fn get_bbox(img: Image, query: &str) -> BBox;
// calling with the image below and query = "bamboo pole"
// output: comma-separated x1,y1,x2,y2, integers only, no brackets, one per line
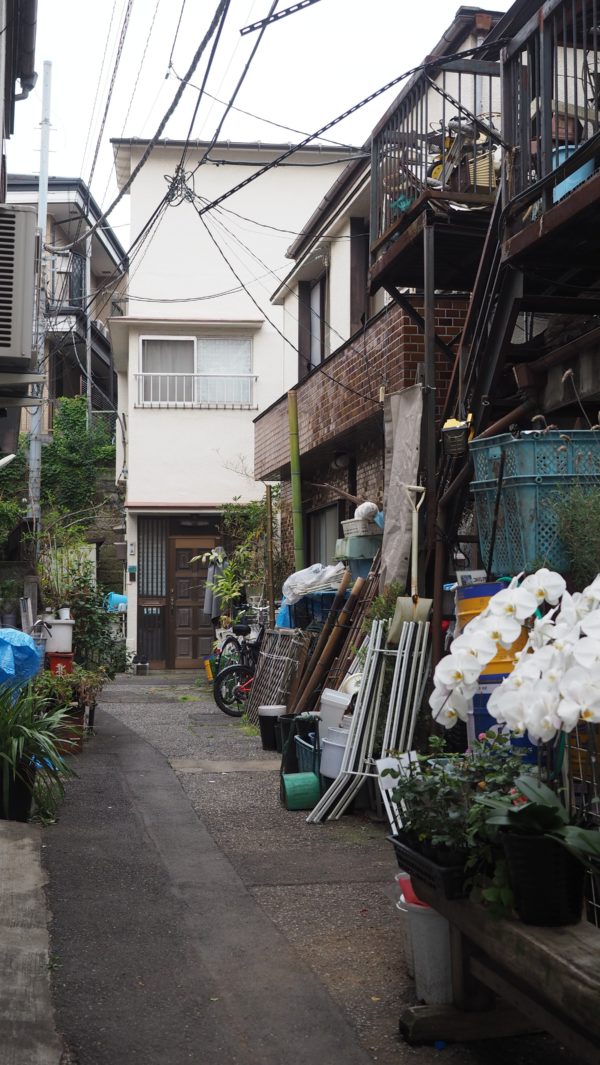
293,577,365,715
265,484,275,628
291,569,351,706
287,391,305,571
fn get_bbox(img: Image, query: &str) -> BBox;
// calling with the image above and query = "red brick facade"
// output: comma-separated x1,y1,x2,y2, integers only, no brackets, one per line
255,298,467,480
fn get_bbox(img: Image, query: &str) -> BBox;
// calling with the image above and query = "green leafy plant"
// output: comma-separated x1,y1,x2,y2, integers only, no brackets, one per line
554,483,600,588
477,774,600,863
67,568,127,677
41,397,115,513
361,581,402,635
388,733,526,872
0,682,76,819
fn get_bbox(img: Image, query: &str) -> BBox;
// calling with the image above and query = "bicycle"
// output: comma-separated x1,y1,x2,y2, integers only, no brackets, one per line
213,623,264,717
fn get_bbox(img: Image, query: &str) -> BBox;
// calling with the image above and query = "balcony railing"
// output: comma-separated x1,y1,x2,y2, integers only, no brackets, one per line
503,0,600,216
371,59,501,252
134,373,257,408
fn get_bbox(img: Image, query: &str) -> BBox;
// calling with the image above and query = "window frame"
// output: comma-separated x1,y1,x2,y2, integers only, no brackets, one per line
136,334,256,409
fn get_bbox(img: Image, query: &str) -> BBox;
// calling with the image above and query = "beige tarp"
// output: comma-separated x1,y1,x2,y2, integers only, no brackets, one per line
380,384,423,591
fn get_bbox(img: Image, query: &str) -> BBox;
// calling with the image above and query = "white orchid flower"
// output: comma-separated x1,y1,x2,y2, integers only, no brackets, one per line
450,629,497,665
580,610,600,638
571,636,600,670
488,586,538,623
478,612,522,649
487,686,529,732
556,697,582,732
429,684,469,724
583,574,600,602
559,666,600,724
522,568,566,606
433,651,482,691
525,712,558,745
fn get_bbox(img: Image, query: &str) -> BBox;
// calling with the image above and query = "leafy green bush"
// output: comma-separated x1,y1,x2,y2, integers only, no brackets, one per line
554,483,600,589
41,397,115,513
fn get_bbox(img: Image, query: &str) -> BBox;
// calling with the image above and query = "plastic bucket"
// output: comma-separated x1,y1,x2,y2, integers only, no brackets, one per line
455,583,526,674
318,688,352,730
258,706,286,751
320,736,347,779
406,902,452,1005
44,619,74,655
282,772,321,811
47,652,74,676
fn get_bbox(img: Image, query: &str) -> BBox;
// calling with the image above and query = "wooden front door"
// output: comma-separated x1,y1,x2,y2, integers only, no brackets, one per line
167,537,216,669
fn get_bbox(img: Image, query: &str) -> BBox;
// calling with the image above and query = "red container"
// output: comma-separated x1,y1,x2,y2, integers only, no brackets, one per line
47,652,74,676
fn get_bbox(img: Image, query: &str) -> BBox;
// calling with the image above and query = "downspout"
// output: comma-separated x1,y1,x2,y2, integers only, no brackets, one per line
432,397,537,666
287,391,305,571
13,0,38,101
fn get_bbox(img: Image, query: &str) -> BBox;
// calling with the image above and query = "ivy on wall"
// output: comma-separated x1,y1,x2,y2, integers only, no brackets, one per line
41,397,115,512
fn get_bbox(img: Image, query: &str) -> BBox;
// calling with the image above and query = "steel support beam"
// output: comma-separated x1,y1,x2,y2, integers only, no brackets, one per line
383,285,455,363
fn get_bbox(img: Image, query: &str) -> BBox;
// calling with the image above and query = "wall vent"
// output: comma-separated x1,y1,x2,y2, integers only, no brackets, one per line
0,205,37,364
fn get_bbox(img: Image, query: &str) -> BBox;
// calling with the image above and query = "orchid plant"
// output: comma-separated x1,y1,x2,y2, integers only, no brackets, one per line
429,567,600,745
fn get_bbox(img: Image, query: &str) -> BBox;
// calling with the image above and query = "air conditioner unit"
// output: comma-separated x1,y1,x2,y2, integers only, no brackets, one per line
0,204,37,366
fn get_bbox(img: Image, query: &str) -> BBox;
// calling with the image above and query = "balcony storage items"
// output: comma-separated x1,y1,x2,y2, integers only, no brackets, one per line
469,431,600,574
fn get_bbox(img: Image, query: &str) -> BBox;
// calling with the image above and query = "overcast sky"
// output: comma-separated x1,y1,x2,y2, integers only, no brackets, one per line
7,0,512,243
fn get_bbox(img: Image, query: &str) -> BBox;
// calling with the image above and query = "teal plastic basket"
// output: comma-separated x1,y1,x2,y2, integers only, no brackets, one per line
471,474,584,573
295,735,321,775
469,431,600,483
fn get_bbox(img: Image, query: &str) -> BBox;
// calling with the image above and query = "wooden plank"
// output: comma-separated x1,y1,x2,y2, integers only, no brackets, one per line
399,1003,538,1045
413,878,600,1039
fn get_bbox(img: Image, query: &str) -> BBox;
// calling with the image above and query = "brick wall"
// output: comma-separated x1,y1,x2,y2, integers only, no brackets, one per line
255,297,466,480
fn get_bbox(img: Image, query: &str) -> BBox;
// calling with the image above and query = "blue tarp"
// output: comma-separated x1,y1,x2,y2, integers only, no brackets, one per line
0,629,44,685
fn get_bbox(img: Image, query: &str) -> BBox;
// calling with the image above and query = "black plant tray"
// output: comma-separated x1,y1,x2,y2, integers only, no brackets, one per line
387,835,468,900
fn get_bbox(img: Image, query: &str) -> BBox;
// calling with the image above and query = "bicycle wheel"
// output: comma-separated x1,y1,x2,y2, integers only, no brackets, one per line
216,636,242,674
213,664,254,717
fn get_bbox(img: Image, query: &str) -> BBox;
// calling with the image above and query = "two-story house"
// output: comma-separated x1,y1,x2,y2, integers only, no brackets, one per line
108,138,359,669
7,175,128,434
254,7,502,576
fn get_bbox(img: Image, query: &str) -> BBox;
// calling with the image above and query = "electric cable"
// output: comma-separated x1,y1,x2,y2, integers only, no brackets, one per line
88,0,135,186
45,0,230,254
197,208,379,406
176,0,232,175
166,0,188,76
198,0,279,168
79,0,120,177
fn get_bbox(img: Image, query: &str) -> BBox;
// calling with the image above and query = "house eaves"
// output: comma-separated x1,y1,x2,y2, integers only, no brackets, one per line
111,138,363,194
7,174,128,273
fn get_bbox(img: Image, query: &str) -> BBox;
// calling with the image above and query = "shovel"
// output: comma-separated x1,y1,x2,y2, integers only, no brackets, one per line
388,484,433,643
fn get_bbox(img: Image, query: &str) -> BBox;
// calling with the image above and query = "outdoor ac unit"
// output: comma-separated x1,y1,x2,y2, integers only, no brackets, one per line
0,204,37,365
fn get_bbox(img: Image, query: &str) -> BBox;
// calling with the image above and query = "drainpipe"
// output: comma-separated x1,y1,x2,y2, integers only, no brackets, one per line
431,397,537,666
287,391,305,571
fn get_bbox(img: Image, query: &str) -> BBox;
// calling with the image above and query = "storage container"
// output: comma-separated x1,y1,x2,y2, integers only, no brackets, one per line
341,518,381,537
317,688,352,730
455,583,527,673
469,430,600,482
295,735,321,775
335,534,382,560
406,901,453,1005
320,733,349,778
258,705,286,751
44,619,74,655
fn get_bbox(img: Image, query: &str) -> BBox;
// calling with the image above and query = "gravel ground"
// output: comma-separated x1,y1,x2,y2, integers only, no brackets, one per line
100,673,586,1065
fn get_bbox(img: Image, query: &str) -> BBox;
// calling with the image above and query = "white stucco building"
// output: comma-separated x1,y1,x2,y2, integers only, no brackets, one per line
109,138,357,668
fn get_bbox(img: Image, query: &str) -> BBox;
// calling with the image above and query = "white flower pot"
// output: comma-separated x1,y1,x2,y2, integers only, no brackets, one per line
57,607,71,620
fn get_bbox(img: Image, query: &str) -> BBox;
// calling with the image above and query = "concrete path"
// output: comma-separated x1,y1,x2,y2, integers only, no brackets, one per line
0,823,63,1064
40,673,587,1065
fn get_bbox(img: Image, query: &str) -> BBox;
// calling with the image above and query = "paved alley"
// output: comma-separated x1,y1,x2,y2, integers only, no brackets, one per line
42,673,586,1065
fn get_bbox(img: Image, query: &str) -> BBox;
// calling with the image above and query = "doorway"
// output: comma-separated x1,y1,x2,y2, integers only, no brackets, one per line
167,536,216,669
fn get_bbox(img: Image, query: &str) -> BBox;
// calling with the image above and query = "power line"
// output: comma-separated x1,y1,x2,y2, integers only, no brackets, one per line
79,0,119,177
88,0,135,186
241,0,321,35
177,0,232,174
198,0,279,168
197,208,379,407
167,0,188,75
45,0,230,254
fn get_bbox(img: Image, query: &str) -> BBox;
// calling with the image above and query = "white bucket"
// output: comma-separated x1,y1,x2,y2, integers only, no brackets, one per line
44,619,74,654
57,607,71,620
320,735,348,778
318,688,352,730
257,705,286,717
406,901,452,1005
396,895,415,978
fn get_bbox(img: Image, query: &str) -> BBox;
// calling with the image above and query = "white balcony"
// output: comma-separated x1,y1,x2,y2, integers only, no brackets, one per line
134,372,257,409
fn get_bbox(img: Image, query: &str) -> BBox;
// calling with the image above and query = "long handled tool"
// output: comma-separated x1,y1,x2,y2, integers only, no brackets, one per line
388,484,432,640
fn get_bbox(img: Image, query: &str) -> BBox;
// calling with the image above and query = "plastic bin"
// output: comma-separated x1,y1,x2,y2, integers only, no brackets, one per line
317,688,352,730
469,430,600,482
406,901,453,1005
456,583,527,673
47,652,74,676
320,734,348,778
553,145,594,202
44,619,74,655
258,705,286,751
295,735,320,775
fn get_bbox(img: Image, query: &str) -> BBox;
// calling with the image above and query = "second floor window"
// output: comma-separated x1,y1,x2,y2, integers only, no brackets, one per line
138,336,254,408
70,253,86,307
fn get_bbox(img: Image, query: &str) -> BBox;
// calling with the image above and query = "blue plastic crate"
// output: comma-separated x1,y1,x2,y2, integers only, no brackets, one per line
469,430,600,483
470,473,585,574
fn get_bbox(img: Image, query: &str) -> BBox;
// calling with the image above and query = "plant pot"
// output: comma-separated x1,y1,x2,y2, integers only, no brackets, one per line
55,705,85,756
502,832,585,926
0,762,35,821
387,835,468,900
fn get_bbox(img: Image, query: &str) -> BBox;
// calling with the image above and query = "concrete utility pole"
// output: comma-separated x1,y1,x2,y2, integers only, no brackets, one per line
85,232,92,428
28,60,52,528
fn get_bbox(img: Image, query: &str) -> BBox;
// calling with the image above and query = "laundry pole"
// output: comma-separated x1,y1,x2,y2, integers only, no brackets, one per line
287,391,304,571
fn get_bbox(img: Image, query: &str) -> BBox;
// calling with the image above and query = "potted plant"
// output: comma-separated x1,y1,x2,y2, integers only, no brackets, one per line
32,670,84,755
386,733,526,898
477,774,600,925
0,682,76,821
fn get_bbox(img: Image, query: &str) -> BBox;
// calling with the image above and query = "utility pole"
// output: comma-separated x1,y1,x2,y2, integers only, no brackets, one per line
85,232,92,428
28,60,52,529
